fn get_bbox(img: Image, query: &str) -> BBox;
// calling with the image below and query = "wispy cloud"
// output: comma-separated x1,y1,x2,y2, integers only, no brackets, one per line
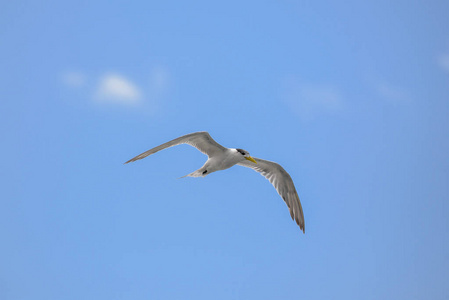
376,82,411,104
94,73,142,105
437,54,449,73
150,67,169,92
62,71,86,88
283,78,343,121
148,66,170,101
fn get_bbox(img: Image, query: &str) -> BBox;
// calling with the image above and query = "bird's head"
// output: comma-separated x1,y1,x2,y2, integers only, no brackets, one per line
236,148,257,164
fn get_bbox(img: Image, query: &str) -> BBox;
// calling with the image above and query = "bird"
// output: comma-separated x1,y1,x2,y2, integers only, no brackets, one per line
125,131,305,233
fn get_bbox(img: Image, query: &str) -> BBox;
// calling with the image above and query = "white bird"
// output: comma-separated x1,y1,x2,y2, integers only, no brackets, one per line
125,131,305,233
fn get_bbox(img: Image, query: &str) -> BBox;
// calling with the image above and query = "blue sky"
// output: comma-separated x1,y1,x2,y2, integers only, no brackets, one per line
1,0,449,299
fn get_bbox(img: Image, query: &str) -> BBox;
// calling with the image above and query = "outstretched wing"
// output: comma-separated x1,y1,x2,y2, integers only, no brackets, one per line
124,132,227,164
238,158,305,233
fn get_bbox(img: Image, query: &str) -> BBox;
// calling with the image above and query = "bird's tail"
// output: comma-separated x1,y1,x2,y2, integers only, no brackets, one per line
178,168,206,179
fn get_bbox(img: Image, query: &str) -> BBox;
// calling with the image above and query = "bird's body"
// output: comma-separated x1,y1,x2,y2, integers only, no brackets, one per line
183,148,249,177
125,131,305,233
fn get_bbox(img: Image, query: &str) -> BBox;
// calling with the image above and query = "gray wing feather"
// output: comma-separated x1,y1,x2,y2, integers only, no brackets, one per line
238,158,305,233
124,132,226,164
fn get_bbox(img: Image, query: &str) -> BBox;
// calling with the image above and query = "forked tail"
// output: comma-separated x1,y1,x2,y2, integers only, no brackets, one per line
178,168,207,178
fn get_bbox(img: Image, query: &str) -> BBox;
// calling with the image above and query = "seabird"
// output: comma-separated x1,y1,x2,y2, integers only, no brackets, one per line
125,131,305,232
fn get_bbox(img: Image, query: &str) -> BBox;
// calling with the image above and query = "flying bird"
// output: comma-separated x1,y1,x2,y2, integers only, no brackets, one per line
125,131,305,233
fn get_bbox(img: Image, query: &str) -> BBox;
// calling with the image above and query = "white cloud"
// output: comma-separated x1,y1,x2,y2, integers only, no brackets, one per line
284,79,343,121
438,54,449,73
94,73,142,105
62,71,85,88
377,82,411,104
61,68,172,111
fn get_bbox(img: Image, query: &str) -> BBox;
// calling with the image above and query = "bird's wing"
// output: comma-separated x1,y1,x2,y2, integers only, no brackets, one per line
238,158,305,233
124,131,227,164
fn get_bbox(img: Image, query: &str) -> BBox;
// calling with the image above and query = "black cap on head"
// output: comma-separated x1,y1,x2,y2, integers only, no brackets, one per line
236,148,246,155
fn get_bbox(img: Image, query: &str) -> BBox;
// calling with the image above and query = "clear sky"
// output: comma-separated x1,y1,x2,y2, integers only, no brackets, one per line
1,1,449,299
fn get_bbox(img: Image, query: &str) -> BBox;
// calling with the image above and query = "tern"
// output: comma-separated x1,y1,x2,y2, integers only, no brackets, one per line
125,131,305,232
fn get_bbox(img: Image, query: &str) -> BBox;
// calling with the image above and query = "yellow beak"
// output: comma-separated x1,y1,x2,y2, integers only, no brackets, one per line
245,156,257,164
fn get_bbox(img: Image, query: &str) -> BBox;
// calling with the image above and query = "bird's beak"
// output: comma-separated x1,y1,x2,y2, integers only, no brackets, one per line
245,156,257,164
